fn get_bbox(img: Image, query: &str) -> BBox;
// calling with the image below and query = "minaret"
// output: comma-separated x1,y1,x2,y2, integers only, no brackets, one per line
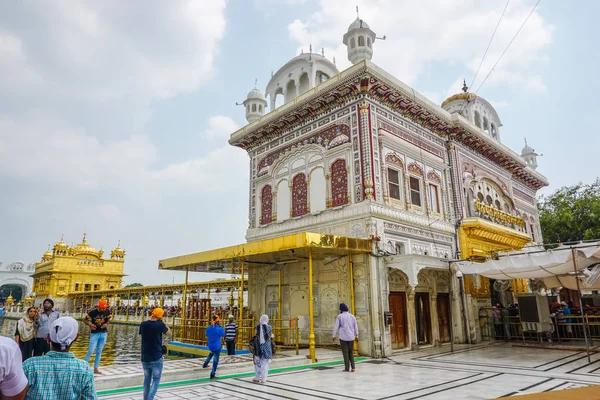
242,81,267,123
342,7,377,64
521,138,539,170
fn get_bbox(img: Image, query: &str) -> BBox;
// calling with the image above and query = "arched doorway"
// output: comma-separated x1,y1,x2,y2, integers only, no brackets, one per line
0,284,25,302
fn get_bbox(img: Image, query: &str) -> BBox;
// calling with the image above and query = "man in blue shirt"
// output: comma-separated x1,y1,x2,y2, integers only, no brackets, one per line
203,315,225,379
139,307,171,400
34,298,60,356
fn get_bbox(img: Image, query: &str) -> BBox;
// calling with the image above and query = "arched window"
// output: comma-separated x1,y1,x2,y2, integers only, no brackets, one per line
331,159,348,207
367,38,372,48
474,111,482,128
351,37,356,48
485,195,493,205
358,36,365,46
252,104,257,112
483,117,490,133
261,185,273,225
409,176,422,207
292,173,308,217
258,105,262,113
247,105,250,112
491,124,497,139
494,200,501,209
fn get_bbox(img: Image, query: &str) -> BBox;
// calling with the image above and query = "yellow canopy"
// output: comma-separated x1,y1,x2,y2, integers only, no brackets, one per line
158,232,373,274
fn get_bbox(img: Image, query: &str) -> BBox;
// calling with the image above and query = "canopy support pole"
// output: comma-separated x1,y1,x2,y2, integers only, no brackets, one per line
448,262,454,353
349,255,358,356
308,246,316,362
181,266,189,342
238,259,244,346
572,247,591,363
277,268,282,343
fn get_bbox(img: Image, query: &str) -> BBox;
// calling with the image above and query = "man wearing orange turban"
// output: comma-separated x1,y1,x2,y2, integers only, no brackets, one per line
84,299,112,374
140,307,171,400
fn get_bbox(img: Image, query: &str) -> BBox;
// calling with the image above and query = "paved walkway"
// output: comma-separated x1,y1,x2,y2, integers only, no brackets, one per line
98,342,600,399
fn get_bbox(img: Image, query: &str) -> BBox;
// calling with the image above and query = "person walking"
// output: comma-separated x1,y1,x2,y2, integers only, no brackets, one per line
252,314,274,384
203,315,225,379
84,300,112,374
0,336,29,400
23,316,96,400
332,303,358,372
15,307,39,362
34,298,60,356
139,307,171,400
224,314,238,356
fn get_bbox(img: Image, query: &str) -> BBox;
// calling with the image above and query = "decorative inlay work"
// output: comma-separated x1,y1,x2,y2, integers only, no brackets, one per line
379,121,444,159
384,153,405,171
257,124,350,176
408,162,424,176
513,187,535,204
260,185,273,225
427,170,442,184
291,173,308,217
384,221,454,243
331,159,349,207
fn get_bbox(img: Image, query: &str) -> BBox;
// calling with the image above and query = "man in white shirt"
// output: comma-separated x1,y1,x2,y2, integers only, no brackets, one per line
332,303,359,372
0,336,29,400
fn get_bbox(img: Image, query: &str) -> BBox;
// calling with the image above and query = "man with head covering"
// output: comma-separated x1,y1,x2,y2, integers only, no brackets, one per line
332,303,359,372
33,298,60,357
224,314,238,356
0,336,28,399
139,307,171,400
84,299,112,374
23,317,96,400
203,315,225,379
252,314,274,384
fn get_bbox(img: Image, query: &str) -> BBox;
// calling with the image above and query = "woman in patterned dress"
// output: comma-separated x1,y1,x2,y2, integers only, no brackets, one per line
252,314,274,384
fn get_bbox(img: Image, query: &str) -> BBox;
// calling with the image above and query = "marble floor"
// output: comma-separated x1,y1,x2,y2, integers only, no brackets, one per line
98,342,600,399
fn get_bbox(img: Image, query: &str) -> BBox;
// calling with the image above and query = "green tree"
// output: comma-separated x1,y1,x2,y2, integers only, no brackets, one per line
538,178,600,243
124,283,144,288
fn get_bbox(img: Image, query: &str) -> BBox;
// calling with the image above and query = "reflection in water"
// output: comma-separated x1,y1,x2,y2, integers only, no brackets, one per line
0,318,152,366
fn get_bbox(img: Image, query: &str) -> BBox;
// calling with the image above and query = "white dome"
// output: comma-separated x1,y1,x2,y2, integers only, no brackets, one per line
348,18,370,32
521,142,535,155
247,88,265,101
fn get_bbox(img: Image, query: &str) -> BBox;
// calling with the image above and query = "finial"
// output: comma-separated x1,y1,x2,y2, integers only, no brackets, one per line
462,79,468,93
82,232,87,243
254,78,257,88
321,47,324,56
524,137,528,146
356,5,359,19
309,44,312,53
271,70,274,77
333,56,336,65
117,240,121,248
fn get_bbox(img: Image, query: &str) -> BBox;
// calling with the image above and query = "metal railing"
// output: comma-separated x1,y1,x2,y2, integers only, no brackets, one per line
171,316,300,354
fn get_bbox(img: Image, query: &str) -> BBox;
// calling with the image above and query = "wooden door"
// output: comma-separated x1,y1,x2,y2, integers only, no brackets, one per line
415,293,432,344
437,293,450,343
388,292,408,349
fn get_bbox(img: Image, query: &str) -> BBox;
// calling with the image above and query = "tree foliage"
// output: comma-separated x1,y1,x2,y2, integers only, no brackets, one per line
124,283,144,288
538,179,600,243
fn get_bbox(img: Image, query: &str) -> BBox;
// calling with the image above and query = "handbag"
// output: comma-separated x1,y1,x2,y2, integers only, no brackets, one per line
270,338,276,355
161,344,168,355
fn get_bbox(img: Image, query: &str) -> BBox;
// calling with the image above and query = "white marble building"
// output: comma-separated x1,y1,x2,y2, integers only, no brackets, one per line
228,15,546,355
0,261,35,302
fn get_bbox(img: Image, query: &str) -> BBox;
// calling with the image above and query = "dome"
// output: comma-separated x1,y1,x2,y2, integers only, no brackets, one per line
521,139,535,155
441,92,477,108
111,241,126,260
42,249,53,262
348,18,370,32
53,235,69,252
246,88,265,101
71,233,100,258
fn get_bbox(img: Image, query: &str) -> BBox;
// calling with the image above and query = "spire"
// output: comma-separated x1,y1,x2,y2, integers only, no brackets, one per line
524,137,528,146
254,78,257,88
356,5,359,19
82,232,87,244
321,47,324,56
462,79,468,93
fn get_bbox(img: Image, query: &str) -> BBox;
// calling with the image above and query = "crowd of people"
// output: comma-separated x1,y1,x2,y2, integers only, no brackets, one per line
0,300,360,399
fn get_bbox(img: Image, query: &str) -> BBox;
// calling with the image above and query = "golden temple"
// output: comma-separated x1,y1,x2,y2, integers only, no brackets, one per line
32,234,126,309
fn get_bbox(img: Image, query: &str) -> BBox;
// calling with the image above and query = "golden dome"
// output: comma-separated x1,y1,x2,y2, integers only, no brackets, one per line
71,233,100,259
110,241,125,259
441,92,477,108
53,235,69,253
441,79,477,108
42,248,53,262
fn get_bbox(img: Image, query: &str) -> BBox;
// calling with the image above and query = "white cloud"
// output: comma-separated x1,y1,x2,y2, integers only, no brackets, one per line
526,75,548,93
287,0,554,93
203,116,240,140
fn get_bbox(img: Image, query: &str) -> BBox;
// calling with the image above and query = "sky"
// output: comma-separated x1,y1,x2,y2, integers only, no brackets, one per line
1,0,598,285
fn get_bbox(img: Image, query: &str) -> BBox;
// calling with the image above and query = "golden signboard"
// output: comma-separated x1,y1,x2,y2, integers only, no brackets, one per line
474,200,525,228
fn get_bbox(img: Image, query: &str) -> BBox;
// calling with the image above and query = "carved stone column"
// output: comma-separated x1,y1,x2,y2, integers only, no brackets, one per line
406,287,417,349
325,173,332,208
272,190,278,222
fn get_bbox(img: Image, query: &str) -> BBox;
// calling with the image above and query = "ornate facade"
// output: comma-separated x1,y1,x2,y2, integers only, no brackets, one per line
0,261,35,303
229,15,547,354
31,234,126,310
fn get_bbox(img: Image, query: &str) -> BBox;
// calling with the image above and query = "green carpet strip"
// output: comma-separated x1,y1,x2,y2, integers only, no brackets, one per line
97,357,367,396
